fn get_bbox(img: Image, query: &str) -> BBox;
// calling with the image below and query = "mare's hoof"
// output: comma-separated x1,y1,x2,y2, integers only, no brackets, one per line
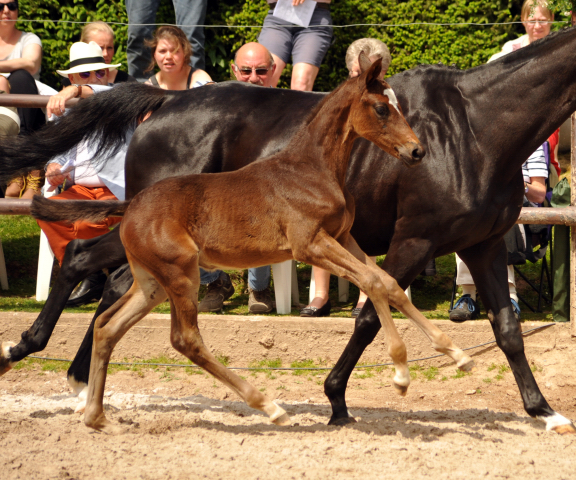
394,382,409,397
0,341,16,375
328,416,357,427
552,424,576,435
457,358,476,372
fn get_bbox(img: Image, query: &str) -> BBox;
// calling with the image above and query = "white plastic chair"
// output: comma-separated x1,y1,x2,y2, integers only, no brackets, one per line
271,260,299,314
35,184,56,301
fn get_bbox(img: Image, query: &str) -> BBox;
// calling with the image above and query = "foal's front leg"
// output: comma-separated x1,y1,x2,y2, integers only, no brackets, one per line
295,231,410,396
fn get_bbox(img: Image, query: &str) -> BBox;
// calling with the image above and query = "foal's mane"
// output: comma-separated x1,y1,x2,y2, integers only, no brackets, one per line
300,77,353,128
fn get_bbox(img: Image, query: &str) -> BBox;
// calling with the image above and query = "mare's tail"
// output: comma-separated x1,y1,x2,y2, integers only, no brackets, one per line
31,195,130,223
0,83,170,184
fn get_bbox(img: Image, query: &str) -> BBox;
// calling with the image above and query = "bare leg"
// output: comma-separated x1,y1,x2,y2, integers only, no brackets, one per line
291,63,319,91
308,266,331,309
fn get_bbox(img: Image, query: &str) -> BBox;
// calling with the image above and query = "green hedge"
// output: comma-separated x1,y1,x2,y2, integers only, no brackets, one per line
16,0,572,91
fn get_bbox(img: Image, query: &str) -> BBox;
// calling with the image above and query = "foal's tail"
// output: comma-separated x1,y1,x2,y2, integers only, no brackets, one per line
31,195,131,223
0,83,170,184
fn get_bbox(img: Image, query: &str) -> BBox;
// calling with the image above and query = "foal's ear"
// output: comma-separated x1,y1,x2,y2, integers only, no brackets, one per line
358,52,382,87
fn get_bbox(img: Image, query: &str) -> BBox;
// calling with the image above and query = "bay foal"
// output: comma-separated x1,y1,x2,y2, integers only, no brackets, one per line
33,57,473,432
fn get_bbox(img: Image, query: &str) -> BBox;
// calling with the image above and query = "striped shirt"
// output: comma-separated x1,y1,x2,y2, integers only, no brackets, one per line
522,145,548,183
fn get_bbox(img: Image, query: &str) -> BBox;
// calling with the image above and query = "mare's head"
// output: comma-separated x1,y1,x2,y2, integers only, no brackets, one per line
349,53,425,167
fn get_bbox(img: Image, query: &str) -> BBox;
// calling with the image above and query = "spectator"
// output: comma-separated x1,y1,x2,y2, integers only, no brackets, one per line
300,38,391,318
258,0,333,91
126,0,207,81
144,25,211,89
62,22,136,87
450,0,555,322
196,42,275,315
39,41,132,307
0,1,44,198
0,0,43,134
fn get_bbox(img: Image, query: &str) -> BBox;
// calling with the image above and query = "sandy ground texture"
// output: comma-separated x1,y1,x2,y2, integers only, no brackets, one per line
1,339,576,480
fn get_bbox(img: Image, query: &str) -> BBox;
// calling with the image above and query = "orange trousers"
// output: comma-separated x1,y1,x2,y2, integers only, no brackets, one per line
36,185,122,264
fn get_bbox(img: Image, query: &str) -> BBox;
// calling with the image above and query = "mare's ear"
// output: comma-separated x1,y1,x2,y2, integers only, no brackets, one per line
358,52,382,88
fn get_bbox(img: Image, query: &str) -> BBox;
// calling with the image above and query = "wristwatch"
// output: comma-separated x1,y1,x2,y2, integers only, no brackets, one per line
524,183,529,193
72,84,82,98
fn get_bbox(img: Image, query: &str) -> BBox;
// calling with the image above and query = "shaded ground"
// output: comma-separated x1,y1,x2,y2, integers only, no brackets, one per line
1,352,576,480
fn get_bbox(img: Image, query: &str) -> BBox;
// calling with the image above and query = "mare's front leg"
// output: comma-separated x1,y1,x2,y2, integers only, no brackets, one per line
67,264,133,412
0,228,127,375
462,240,576,434
323,237,435,425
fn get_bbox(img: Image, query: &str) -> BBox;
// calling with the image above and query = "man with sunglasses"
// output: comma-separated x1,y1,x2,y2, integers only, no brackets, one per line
231,42,276,87
37,42,130,305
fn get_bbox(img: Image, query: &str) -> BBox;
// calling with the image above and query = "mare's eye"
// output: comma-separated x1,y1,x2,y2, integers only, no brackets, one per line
374,104,389,116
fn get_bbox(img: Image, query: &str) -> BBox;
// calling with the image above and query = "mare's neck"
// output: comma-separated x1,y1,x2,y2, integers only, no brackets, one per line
287,84,358,186
460,27,576,180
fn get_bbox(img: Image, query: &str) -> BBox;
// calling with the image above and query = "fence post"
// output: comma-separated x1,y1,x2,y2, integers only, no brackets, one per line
571,112,576,337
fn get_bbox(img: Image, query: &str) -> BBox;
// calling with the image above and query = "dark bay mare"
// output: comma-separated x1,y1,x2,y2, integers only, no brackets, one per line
31,60,474,432
1,27,576,433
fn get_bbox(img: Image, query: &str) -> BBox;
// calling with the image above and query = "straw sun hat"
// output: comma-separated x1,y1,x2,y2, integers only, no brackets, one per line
56,41,121,77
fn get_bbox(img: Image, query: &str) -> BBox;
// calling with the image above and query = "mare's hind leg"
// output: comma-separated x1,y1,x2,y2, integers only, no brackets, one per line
162,258,290,426
462,241,575,434
68,264,133,413
84,262,166,434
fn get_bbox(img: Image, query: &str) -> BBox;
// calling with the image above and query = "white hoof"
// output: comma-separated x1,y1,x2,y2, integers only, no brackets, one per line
0,341,17,375
270,401,291,426
74,386,89,414
538,412,576,434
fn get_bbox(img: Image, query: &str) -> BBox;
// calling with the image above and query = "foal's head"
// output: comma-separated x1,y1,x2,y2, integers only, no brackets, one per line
349,54,425,167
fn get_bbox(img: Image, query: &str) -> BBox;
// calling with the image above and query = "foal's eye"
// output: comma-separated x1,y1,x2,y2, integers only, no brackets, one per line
374,104,389,116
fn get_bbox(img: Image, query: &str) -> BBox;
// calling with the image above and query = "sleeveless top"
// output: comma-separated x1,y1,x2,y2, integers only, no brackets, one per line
150,67,194,89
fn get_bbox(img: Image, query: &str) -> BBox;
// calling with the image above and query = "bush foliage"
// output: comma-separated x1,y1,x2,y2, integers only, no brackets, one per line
16,0,573,91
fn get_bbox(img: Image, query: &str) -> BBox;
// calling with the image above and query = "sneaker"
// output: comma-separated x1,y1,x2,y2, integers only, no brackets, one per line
510,298,521,322
198,272,234,312
449,294,479,323
248,287,273,314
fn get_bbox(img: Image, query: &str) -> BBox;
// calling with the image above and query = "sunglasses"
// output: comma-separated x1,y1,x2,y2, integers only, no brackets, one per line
0,2,17,11
78,69,106,80
235,65,271,76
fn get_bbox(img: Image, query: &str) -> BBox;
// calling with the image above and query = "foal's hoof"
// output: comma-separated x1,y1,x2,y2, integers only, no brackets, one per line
328,415,357,427
270,402,291,426
457,357,476,372
552,424,576,435
0,341,16,375
394,382,409,397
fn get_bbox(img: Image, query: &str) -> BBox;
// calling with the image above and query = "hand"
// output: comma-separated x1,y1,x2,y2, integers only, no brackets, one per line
46,86,78,118
45,163,70,187
292,0,307,5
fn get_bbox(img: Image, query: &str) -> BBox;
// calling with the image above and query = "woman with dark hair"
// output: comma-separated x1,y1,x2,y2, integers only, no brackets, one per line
144,25,211,90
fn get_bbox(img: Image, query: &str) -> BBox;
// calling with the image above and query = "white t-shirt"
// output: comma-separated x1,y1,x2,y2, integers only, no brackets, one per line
0,31,42,79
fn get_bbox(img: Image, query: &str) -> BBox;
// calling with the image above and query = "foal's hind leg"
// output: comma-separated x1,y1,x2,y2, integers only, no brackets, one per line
83,263,167,434
163,262,290,425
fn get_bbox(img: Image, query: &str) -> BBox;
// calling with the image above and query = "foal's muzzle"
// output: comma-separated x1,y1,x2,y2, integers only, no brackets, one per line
397,142,426,167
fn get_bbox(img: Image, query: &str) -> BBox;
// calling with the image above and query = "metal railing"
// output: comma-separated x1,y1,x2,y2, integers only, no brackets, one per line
0,95,575,332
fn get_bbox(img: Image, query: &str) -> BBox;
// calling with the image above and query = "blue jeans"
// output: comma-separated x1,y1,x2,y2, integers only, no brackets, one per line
200,267,271,291
126,0,207,81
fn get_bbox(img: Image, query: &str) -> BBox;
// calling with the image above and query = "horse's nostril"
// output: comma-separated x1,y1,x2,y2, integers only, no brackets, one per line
412,145,425,161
